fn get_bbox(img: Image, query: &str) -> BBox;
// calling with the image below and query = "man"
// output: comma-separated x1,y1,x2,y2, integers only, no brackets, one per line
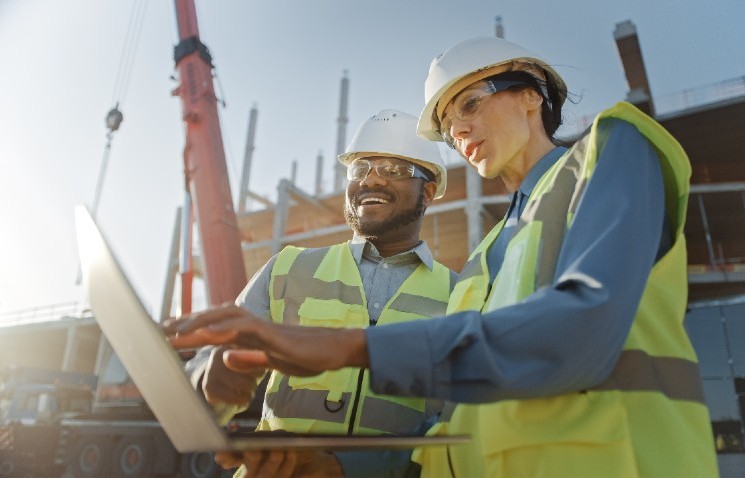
168,37,718,477
186,108,455,477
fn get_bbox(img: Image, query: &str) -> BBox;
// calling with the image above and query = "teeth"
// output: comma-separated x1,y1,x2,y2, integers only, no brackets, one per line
360,197,388,205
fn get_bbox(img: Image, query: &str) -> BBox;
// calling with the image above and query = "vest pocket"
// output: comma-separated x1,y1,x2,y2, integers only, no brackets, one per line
286,297,361,396
267,370,355,429
295,298,366,328
277,297,366,426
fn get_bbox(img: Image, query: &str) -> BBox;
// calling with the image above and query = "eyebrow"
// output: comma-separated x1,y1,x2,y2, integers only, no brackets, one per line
456,84,490,100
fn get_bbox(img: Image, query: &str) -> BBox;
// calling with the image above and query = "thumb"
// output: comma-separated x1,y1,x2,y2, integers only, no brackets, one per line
223,349,271,372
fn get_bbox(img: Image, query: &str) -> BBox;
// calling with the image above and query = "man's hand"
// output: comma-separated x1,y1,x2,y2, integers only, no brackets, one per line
202,345,264,406
215,450,343,478
164,304,370,377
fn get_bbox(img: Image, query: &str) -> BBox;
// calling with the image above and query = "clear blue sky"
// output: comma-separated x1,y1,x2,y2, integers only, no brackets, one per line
1,0,743,320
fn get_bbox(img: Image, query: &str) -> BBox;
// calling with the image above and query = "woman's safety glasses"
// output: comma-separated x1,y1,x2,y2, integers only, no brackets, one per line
346,159,430,182
438,78,527,149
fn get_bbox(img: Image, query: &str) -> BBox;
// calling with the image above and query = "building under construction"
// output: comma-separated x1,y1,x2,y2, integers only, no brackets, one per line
1,16,744,477
194,18,745,470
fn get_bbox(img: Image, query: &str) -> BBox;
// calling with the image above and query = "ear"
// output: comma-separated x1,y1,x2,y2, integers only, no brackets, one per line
422,180,437,207
522,88,544,112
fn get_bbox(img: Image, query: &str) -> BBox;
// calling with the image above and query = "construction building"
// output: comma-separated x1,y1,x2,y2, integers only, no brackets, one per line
1,17,743,476
208,18,745,469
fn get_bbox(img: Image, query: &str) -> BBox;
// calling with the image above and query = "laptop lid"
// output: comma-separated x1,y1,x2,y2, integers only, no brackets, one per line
75,206,468,451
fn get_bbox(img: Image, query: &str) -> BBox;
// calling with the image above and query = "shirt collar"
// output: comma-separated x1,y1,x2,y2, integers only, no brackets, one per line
518,146,568,198
349,235,434,271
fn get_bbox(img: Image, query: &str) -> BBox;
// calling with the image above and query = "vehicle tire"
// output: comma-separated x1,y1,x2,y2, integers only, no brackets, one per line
109,437,153,478
68,436,111,478
179,452,220,478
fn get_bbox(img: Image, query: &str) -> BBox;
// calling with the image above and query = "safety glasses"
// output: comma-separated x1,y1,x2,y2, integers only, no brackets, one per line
438,78,527,149
346,159,430,182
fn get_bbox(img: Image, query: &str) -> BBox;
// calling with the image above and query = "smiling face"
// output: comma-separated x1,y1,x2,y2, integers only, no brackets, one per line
343,156,435,242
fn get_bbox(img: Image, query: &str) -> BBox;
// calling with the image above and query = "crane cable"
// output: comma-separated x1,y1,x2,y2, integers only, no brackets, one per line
76,0,149,286
111,0,149,107
92,0,149,217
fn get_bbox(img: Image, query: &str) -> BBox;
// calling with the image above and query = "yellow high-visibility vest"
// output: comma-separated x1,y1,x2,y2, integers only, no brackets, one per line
415,103,718,477
259,242,452,435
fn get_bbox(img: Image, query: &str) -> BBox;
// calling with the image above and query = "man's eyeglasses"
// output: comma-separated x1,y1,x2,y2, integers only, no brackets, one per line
438,79,527,149
347,159,430,182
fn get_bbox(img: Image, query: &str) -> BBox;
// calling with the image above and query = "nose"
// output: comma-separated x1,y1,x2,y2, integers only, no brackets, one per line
449,117,472,150
358,168,388,188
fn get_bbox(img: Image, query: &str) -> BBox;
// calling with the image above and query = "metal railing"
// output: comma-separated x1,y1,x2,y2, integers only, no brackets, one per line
0,301,89,328
656,76,745,116
565,75,745,136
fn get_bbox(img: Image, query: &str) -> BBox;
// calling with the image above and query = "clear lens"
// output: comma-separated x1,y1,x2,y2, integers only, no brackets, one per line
438,83,497,149
347,160,425,182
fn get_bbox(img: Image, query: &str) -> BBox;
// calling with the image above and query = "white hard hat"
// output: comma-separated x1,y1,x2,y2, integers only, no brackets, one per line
338,109,448,199
417,36,567,141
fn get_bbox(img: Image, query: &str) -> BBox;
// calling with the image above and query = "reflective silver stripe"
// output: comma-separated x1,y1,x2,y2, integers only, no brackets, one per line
289,247,328,276
568,120,615,217
438,350,704,424
264,375,349,423
516,139,584,290
389,293,448,317
358,396,426,434
591,349,706,404
273,275,364,304
457,253,484,282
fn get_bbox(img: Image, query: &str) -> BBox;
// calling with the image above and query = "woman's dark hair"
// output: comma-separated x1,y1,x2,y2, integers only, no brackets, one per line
485,69,569,145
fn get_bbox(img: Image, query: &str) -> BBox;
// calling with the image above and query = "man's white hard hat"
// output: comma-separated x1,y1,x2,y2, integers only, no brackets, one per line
417,36,567,141
339,109,448,199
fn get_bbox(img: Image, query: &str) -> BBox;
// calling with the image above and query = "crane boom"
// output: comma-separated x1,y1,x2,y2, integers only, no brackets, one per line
172,0,247,307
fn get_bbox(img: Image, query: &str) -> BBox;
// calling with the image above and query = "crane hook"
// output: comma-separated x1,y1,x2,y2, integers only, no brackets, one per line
105,105,124,132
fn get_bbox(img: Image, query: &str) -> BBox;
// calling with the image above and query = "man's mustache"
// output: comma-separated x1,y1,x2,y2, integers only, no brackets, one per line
351,188,395,208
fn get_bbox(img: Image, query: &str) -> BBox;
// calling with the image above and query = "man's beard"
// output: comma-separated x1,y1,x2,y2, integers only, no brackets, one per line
344,186,426,238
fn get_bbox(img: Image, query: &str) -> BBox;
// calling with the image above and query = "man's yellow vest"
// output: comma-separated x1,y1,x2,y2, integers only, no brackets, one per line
258,242,452,435
414,103,718,477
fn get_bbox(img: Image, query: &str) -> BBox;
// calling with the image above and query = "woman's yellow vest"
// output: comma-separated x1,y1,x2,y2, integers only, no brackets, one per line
257,242,452,435
414,103,718,477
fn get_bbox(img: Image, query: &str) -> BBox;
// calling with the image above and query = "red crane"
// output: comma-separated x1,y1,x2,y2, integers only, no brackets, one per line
172,0,247,311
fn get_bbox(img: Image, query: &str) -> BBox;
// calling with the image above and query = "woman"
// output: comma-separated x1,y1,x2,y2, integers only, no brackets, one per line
167,36,718,477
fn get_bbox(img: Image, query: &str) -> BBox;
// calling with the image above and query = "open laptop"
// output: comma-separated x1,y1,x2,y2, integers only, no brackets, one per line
74,206,468,452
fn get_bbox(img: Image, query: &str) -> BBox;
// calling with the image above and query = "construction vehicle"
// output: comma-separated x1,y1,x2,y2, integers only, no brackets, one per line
0,357,241,478
1,8,744,477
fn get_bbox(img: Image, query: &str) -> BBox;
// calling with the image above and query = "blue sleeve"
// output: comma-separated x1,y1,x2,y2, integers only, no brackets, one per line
366,119,667,402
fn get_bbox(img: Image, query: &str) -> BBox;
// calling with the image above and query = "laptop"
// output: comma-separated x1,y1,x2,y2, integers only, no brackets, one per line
74,206,468,452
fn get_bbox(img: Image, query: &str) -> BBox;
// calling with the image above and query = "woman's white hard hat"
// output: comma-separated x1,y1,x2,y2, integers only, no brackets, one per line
417,36,567,141
338,109,448,199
